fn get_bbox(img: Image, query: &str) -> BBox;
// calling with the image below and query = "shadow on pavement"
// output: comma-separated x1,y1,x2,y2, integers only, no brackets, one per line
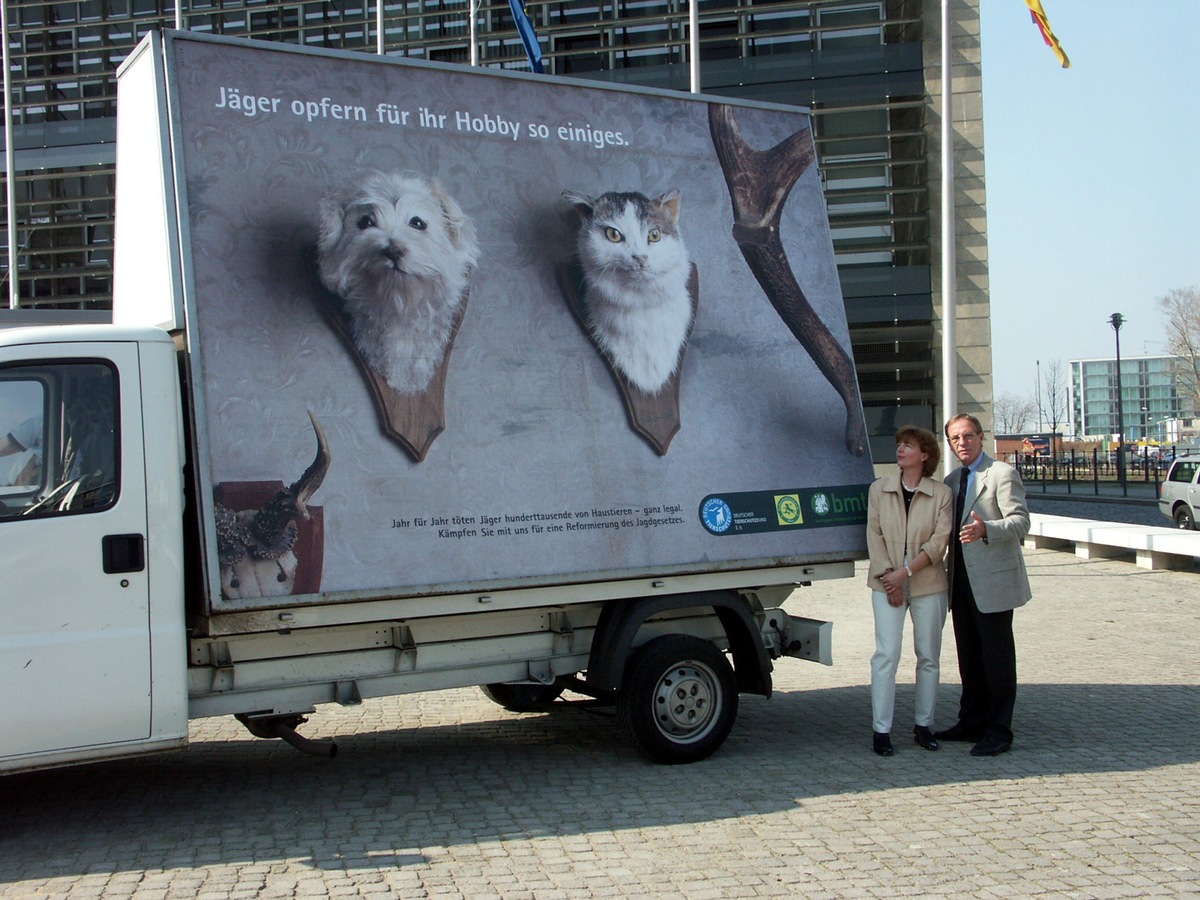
2,680,1198,883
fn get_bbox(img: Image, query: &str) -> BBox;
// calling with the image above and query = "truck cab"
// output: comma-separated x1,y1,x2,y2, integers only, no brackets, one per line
0,326,189,773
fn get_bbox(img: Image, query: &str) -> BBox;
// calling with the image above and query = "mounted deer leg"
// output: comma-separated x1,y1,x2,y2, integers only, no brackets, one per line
709,103,867,457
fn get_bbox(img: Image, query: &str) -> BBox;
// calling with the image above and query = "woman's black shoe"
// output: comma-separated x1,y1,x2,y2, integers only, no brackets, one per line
873,732,894,756
913,725,939,751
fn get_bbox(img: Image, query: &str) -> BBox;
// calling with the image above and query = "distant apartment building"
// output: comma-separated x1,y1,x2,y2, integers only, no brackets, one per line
1070,355,1195,443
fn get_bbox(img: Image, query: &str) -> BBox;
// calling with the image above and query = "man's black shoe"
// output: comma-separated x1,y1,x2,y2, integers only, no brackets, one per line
913,725,939,751
970,734,1012,756
873,732,894,757
934,722,984,743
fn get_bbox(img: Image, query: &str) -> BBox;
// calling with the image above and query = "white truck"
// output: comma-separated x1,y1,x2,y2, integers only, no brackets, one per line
0,31,874,774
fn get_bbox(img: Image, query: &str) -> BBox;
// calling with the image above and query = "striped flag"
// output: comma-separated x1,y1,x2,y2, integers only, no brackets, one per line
508,0,545,74
1024,0,1071,68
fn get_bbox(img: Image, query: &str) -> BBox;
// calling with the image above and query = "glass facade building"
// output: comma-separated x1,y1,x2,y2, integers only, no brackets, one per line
1070,355,1194,443
0,0,991,458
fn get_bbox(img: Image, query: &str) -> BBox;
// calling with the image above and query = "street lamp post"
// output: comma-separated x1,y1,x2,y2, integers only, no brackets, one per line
1139,405,1148,481
1109,313,1126,496
1036,359,1043,431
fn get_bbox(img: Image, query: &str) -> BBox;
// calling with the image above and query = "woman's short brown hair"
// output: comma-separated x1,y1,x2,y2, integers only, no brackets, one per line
895,426,941,478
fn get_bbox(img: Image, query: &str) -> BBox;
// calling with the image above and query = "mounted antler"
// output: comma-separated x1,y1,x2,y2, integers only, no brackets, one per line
709,104,868,457
215,411,332,600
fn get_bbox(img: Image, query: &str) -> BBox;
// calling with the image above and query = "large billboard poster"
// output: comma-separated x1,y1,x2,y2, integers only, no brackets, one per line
157,33,874,610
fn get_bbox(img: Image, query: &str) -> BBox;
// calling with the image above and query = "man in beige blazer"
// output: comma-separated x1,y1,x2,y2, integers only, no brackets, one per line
938,414,1032,756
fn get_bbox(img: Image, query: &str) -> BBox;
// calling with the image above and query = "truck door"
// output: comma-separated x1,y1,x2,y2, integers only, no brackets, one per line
0,346,152,761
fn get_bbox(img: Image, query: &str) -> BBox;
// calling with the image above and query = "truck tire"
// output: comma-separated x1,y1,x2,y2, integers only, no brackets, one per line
617,634,737,764
480,681,566,712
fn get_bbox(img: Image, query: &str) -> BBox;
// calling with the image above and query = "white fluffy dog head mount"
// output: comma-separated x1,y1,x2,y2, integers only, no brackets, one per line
315,171,479,461
317,170,479,392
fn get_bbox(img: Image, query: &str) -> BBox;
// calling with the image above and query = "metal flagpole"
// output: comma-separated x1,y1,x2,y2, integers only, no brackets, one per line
469,0,478,66
939,0,957,452
2,0,18,308
377,0,385,54
688,0,699,93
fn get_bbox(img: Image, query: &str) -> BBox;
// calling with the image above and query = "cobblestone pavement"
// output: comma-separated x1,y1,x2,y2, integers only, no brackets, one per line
3,548,1199,899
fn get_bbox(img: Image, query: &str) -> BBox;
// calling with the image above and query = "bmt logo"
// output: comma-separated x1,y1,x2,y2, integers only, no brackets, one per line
812,492,867,517
831,494,865,514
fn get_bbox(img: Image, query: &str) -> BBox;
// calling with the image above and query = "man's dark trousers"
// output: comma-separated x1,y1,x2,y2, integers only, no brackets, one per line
951,540,1017,742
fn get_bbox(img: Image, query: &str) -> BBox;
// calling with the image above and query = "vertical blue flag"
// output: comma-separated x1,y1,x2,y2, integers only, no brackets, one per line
507,0,544,73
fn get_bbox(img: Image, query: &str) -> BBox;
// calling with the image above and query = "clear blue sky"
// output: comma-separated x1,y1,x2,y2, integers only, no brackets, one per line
978,1,1200,402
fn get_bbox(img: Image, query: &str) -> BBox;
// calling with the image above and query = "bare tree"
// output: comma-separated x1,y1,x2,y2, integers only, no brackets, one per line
1041,358,1069,476
1042,359,1069,437
994,392,1036,434
1159,286,1200,413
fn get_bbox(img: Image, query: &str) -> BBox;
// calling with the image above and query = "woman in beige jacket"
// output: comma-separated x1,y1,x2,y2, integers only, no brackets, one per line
866,426,953,757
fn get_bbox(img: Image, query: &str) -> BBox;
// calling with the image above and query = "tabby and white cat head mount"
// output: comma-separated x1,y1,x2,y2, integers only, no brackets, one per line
559,188,699,456
561,188,694,397
317,170,479,396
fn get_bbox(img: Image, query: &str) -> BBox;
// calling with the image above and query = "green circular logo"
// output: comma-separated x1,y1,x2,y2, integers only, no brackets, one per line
776,494,802,525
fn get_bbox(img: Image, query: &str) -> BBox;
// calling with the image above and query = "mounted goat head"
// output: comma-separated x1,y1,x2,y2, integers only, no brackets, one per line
216,412,331,600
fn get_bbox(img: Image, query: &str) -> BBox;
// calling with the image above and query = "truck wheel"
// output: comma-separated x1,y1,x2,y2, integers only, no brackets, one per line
480,681,566,712
617,634,737,764
1174,506,1196,530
